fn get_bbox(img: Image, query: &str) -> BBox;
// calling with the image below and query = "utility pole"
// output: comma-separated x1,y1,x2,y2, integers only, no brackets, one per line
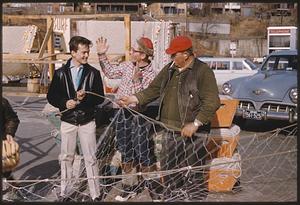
185,3,188,35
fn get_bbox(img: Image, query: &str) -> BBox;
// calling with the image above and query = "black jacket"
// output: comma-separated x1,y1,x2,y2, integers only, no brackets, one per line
1,98,20,140
47,58,104,125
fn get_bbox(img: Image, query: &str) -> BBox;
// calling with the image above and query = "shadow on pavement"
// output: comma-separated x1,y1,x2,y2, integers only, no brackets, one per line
233,118,296,133
16,160,60,200
15,134,58,171
20,160,59,180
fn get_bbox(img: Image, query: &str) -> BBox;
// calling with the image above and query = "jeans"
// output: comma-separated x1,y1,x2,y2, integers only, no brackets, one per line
115,109,156,166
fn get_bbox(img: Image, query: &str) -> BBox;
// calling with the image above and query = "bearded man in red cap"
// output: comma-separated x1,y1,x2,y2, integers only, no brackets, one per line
96,36,159,201
118,36,220,201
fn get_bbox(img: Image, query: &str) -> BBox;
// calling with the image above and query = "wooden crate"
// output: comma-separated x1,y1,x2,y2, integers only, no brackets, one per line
211,95,239,128
206,124,240,159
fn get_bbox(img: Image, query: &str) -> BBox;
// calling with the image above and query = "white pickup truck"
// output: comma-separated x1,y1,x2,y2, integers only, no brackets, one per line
198,57,258,86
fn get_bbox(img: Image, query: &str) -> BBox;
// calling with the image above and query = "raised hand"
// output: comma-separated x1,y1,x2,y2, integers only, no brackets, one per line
96,36,109,54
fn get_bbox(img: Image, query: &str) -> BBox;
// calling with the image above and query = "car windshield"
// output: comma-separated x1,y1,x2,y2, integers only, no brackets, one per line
260,55,297,71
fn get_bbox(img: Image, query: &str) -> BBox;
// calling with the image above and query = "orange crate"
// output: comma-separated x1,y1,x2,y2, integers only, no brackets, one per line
206,124,240,159
211,95,239,128
207,153,241,192
208,168,240,192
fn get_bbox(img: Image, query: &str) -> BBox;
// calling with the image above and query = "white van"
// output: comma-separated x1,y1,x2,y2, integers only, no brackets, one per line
198,57,258,86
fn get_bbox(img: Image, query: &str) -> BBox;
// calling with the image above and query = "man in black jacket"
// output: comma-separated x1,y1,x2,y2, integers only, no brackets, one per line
47,36,104,202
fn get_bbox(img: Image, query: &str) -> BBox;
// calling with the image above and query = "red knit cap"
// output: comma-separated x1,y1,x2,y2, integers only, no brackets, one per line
136,37,154,56
166,36,192,55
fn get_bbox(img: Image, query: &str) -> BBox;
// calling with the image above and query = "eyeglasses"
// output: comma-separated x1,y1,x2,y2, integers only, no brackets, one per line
131,47,143,53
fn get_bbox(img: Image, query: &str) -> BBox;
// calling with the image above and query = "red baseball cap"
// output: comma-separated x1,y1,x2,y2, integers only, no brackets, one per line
166,36,192,55
136,37,154,56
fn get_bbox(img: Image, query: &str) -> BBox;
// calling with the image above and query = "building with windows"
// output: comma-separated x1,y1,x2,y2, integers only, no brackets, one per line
147,3,187,17
224,3,241,13
267,26,297,54
94,3,142,14
3,3,74,14
210,3,225,14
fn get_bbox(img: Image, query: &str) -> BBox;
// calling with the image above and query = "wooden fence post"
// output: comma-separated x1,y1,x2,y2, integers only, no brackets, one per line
124,14,131,61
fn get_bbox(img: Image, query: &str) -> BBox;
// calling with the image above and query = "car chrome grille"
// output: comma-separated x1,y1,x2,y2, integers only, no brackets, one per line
239,101,255,110
261,103,291,113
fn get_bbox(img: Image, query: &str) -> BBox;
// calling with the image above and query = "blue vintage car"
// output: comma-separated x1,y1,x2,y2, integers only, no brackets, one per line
221,49,297,123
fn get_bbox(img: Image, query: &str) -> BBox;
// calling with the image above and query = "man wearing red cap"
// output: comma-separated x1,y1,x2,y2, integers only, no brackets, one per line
96,36,159,201
119,36,220,201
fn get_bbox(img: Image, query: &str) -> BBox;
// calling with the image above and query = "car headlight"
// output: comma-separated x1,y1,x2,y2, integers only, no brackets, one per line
222,83,232,95
289,88,297,103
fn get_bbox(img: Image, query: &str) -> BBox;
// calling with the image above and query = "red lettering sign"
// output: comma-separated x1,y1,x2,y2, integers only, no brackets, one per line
269,29,290,34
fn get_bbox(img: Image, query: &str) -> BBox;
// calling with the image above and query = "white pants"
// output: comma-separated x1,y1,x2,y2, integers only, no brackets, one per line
59,121,100,199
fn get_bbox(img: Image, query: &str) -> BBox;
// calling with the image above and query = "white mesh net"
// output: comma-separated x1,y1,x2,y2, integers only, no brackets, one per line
2,95,297,202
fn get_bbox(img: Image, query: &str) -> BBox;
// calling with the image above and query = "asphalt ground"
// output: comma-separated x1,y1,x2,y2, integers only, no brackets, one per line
2,88,297,203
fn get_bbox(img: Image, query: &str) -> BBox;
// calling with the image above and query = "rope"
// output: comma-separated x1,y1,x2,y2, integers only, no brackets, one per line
55,91,183,132
4,148,296,184
82,91,298,136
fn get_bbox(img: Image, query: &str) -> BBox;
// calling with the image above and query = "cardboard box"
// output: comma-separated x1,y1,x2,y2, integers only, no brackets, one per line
206,124,240,159
207,153,241,192
211,95,239,128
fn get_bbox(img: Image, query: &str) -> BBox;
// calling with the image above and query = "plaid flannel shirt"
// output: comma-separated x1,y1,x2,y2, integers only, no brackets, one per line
98,54,156,100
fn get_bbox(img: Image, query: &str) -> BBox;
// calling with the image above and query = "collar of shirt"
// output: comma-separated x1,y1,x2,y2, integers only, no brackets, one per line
134,61,151,71
70,60,83,71
70,60,83,90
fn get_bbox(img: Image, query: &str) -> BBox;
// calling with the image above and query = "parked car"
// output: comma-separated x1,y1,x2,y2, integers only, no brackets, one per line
221,49,297,123
198,57,258,86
